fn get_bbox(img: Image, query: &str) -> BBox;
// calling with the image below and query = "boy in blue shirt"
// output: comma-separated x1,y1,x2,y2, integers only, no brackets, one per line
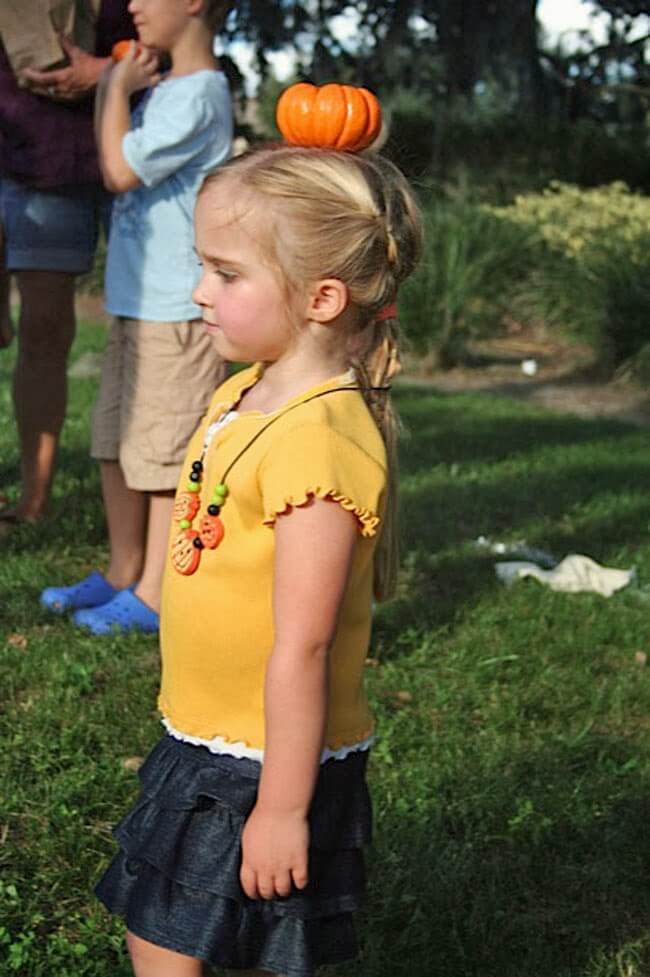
41,0,233,633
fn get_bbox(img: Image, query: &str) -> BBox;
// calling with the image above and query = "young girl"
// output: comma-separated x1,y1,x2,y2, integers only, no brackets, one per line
95,143,423,977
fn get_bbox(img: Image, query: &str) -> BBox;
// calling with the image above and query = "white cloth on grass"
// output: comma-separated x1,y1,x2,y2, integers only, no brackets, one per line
495,553,634,598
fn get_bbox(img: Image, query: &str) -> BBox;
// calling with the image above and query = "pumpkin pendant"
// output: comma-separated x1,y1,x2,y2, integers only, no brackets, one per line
173,491,201,523
198,514,225,550
171,529,202,576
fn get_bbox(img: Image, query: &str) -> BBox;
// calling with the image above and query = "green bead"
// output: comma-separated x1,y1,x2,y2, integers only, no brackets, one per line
213,483,228,498
187,482,201,493
179,519,191,529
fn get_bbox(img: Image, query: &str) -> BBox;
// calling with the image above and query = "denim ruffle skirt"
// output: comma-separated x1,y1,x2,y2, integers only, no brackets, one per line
95,735,372,977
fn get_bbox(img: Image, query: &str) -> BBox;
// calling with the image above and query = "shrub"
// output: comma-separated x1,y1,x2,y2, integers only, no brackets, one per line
488,182,650,366
400,196,538,368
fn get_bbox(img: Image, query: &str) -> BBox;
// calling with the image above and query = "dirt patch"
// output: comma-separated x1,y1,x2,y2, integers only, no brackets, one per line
71,294,650,427
401,334,650,428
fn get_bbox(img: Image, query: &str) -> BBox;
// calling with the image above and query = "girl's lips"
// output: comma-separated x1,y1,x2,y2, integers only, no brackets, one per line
202,320,221,335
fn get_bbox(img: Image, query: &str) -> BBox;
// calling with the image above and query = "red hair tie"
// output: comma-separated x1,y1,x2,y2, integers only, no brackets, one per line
376,302,397,322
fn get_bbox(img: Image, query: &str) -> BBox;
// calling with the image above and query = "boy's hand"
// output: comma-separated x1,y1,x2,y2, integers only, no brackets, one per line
109,44,160,96
240,805,309,900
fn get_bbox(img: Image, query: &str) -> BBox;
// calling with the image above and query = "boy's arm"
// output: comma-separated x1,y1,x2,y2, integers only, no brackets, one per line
96,45,160,193
240,497,358,901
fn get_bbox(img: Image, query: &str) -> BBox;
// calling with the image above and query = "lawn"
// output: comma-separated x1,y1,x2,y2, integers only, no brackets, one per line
1,320,650,977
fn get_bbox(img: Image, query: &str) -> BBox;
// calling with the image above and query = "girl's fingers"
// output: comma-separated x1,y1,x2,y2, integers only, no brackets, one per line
273,870,293,898
239,864,258,900
291,862,309,890
256,874,276,901
241,863,306,900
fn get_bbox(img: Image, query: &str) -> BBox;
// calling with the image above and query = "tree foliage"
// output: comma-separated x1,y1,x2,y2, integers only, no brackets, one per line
225,1,650,193
225,0,649,121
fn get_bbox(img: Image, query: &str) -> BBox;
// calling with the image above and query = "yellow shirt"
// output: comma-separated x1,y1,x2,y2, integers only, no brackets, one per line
159,364,387,753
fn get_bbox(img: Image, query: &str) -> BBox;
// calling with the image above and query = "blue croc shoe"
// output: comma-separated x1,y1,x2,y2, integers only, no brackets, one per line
40,571,117,614
72,589,159,636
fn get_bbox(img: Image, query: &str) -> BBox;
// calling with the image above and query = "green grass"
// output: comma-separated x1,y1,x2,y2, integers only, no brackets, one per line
2,321,650,976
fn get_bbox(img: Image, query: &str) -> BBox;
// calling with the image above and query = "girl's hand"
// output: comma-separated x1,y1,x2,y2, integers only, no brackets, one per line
109,44,160,96
240,804,309,900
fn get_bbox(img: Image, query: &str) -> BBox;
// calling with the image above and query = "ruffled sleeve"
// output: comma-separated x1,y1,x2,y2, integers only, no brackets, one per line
259,423,386,538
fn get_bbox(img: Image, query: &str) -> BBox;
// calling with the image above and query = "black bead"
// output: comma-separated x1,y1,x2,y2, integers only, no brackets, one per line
189,471,201,483
192,537,204,550
207,504,221,516
191,460,203,473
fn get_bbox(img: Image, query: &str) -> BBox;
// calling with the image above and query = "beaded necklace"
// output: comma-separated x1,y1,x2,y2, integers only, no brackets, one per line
171,384,361,575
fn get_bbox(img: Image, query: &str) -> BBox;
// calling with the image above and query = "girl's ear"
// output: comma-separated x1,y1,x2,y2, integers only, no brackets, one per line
306,278,349,324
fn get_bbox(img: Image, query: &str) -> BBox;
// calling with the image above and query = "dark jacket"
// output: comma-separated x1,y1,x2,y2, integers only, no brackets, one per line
0,0,135,189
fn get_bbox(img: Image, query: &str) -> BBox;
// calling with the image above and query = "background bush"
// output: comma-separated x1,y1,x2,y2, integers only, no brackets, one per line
490,182,650,368
399,180,650,372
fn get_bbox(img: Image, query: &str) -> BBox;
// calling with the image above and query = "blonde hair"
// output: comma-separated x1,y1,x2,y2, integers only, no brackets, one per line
202,147,423,600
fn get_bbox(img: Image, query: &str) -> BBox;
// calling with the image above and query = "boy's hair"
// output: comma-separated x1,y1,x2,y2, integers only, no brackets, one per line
202,0,235,32
201,147,423,601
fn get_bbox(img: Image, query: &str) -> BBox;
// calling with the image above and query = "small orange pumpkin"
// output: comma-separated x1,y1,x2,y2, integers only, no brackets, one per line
276,83,381,152
112,40,141,62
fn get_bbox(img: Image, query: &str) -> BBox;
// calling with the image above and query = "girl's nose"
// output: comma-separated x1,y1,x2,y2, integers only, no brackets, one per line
192,275,208,308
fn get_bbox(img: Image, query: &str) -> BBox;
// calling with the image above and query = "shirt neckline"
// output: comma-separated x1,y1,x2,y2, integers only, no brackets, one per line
219,363,358,421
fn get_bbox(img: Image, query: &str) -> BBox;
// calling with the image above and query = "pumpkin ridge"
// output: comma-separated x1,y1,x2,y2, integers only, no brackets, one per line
336,85,368,151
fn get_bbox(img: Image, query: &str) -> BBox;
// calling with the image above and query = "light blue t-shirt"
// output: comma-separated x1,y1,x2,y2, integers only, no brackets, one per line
105,70,232,322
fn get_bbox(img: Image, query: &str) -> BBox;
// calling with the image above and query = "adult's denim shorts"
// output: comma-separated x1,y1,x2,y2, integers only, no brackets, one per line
0,177,112,274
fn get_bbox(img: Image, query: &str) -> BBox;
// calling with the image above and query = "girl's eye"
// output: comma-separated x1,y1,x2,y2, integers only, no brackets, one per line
217,269,237,282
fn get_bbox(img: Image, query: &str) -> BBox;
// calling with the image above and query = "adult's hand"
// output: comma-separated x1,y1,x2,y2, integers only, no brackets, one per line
20,35,110,101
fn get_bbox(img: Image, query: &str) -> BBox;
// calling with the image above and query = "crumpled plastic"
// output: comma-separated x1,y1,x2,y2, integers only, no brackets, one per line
495,553,635,598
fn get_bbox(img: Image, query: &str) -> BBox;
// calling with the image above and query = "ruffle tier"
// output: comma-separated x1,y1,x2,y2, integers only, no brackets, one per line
96,735,372,977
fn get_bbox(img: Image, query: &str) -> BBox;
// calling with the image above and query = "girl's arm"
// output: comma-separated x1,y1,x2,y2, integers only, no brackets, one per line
95,45,159,193
240,497,358,901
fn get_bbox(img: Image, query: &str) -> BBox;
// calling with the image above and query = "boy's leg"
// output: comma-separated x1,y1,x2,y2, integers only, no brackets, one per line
134,490,175,613
126,931,205,977
101,460,148,590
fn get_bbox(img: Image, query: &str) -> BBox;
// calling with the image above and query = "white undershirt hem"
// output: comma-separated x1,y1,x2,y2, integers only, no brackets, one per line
162,717,374,763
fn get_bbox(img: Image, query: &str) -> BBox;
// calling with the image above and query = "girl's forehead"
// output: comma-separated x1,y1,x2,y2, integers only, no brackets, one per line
197,181,261,233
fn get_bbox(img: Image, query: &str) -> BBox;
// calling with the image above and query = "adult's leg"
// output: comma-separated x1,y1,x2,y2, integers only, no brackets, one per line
134,490,175,613
10,270,76,520
0,229,14,349
126,931,205,977
100,460,148,590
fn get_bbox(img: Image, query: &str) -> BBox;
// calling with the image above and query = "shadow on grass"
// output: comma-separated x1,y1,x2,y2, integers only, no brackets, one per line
363,735,650,977
395,384,640,470
365,388,650,654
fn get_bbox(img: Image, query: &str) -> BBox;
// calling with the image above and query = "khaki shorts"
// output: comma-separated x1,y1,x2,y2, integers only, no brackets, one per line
91,317,226,492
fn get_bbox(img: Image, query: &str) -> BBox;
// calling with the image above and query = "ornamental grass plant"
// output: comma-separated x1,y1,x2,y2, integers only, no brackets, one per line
2,320,650,976
401,181,650,373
